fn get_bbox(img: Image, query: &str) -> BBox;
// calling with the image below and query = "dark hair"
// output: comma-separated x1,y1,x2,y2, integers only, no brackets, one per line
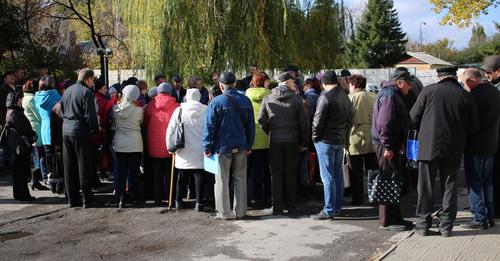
251,72,269,88
22,79,39,93
235,79,244,90
38,76,54,91
3,71,15,80
154,74,166,82
347,75,367,89
94,79,106,91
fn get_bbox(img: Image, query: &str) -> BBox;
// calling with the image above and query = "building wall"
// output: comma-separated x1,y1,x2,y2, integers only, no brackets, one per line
396,63,431,71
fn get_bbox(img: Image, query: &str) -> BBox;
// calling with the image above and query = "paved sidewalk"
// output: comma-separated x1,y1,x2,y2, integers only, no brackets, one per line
383,188,500,261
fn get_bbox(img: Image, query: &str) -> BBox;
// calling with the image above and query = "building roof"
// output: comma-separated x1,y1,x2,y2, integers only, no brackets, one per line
399,52,453,66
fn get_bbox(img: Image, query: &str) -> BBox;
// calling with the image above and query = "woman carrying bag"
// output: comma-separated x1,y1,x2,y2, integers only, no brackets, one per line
166,89,207,211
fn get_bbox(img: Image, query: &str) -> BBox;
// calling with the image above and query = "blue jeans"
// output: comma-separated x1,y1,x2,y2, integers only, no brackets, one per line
315,142,344,217
464,154,495,222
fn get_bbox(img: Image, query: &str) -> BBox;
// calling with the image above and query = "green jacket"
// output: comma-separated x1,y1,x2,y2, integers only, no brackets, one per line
22,93,43,146
348,89,376,155
246,87,270,150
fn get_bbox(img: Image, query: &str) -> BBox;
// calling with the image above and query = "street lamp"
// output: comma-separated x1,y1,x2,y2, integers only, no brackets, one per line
419,21,427,52
97,47,113,88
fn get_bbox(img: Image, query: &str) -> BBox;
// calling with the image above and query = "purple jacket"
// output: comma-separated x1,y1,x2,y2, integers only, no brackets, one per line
371,83,409,150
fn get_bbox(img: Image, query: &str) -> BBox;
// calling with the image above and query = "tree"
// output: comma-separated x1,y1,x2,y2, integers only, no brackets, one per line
469,23,487,47
351,0,407,68
114,0,350,79
407,38,457,62
429,0,500,28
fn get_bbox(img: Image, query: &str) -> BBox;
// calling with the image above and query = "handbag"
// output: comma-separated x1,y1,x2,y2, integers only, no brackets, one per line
367,169,401,205
406,130,418,169
167,108,184,153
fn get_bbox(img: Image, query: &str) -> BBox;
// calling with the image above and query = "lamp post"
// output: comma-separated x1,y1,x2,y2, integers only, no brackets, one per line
419,21,427,52
97,47,113,88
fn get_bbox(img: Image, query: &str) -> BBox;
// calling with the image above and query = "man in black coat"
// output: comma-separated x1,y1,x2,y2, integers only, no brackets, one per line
171,75,186,103
61,68,100,208
460,68,500,229
410,66,479,237
481,55,500,218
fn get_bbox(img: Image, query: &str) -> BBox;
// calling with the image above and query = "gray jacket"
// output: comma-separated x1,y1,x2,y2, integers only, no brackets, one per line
258,85,308,146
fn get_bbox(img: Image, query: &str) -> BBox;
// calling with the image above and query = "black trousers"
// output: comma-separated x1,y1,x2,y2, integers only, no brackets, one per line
12,153,32,200
63,136,94,205
373,144,404,226
151,157,174,203
348,152,378,205
269,142,299,211
494,145,500,218
416,160,458,231
176,169,204,204
116,152,142,201
248,149,272,202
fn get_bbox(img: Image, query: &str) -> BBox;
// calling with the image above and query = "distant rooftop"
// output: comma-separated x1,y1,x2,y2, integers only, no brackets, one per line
400,52,453,66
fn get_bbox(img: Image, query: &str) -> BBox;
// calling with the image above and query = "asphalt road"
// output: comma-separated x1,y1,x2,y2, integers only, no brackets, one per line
0,169,399,261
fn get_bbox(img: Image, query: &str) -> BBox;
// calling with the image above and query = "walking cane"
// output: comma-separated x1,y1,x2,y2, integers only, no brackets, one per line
168,154,176,210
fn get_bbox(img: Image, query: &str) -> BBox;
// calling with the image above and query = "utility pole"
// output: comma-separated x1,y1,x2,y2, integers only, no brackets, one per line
419,22,427,51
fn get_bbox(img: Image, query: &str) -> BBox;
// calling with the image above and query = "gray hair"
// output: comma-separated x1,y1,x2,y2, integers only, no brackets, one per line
462,68,482,81
77,68,95,82
220,82,235,89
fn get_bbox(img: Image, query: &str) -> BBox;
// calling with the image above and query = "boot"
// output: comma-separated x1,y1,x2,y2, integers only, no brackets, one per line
31,182,49,191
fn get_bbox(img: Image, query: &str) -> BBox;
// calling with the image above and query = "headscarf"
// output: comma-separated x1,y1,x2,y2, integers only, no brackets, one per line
185,88,201,102
117,85,140,111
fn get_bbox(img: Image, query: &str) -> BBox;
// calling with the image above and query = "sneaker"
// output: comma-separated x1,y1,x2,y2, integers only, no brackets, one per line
310,210,334,220
461,220,489,230
211,214,231,220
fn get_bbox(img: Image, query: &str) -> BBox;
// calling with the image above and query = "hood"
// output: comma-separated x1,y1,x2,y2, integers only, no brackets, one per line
271,85,294,101
35,89,61,110
153,93,178,111
246,87,270,103
181,101,206,120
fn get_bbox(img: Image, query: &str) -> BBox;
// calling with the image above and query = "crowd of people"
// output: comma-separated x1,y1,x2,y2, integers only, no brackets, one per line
1,55,499,238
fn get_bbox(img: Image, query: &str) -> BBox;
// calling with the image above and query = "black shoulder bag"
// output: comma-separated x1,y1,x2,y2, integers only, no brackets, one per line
167,108,185,153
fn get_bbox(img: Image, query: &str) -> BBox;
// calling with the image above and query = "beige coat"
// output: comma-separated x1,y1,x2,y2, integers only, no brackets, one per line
348,89,376,155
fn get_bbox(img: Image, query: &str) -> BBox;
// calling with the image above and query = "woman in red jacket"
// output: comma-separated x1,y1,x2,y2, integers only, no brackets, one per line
144,83,179,205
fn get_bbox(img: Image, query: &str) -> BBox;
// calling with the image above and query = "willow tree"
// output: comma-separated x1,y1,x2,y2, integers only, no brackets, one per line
114,0,306,79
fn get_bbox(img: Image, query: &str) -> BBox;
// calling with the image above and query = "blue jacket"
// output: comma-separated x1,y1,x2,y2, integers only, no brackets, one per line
203,88,255,154
34,89,61,145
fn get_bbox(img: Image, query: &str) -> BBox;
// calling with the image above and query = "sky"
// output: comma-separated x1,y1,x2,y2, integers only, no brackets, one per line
342,0,499,49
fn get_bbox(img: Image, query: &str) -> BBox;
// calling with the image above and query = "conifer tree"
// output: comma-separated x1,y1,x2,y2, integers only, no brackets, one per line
352,0,407,68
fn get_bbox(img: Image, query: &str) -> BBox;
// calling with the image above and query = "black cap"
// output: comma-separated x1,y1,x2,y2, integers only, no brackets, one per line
321,70,338,84
340,69,351,77
436,66,458,77
172,75,182,83
391,70,411,82
277,72,293,82
219,71,236,84
481,55,500,72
